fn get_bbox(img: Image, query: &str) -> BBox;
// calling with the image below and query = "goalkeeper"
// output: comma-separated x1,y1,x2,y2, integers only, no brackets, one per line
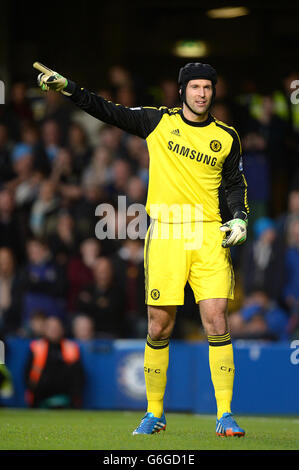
33,61,249,437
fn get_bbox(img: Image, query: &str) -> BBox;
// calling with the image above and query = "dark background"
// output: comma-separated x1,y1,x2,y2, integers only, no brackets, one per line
1,0,299,92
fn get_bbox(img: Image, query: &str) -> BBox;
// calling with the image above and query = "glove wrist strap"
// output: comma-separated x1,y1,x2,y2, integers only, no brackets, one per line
61,79,76,96
233,210,248,223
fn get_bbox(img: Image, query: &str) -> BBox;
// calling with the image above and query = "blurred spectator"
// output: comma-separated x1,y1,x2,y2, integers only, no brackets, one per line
9,140,43,210
0,187,26,262
108,64,148,104
7,122,41,207
29,179,60,236
234,77,258,136
24,310,46,339
282,216,299,337
71,108,104,150
76,256,125,338
212,102,233,126
214,75,230,102
72,182,105,241
11,142,34,180
115,86,136,107
276,189,299,239
72,314,95,342
20,121,40,148
67,122,92,175
81,145,112,188
67,237,100,312
112,239,146,337
13,171,43,211
245,95,288,216
126,175,147,206
212,75,241,126
0,124,15,183
9,144,37,211
2,82,33,142
20,237,67,326
34,119,61,175
125,135,146,162
122,135,149,186
50,147,82,203
124,134,149,177
135,145,149,186
258,95,288,163
25,316,84,408
10,82,33,120
41,91,72,144
271,73,299,211
0,247,22,335
241,217,286,299
51,147,78,184
105,158,132,203
108,65,133,98
159,78,180,108
95,206,127,257
47,211,78,265
242,132,270,230
230,290,289,341
97,124,124,156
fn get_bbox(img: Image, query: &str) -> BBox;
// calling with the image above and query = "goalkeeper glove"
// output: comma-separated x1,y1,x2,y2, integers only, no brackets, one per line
33,62,72,96
220,211,248,248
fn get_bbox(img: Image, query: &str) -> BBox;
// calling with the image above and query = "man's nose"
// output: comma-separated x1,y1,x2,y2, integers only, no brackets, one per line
197,87,206,97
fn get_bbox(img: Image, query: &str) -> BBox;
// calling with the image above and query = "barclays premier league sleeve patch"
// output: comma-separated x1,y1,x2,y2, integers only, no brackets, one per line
239,156,243,171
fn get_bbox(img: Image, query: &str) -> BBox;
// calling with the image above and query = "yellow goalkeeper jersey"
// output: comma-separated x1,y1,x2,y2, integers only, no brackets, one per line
144,108,248,222
67,83,249,223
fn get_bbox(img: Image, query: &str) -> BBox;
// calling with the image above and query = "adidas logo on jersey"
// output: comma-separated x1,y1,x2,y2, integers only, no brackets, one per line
171,129,181,136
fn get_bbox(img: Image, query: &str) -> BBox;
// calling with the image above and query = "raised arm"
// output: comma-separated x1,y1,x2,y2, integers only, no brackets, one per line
33,61,162,139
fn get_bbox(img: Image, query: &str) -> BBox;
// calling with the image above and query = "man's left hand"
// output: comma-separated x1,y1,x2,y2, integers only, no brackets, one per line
220,216,247,248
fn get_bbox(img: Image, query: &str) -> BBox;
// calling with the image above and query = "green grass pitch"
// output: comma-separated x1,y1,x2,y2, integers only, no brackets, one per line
0,409,298,450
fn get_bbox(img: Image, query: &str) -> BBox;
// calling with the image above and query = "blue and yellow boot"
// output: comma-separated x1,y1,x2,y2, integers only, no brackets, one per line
132,412,166,435
216,412,245,437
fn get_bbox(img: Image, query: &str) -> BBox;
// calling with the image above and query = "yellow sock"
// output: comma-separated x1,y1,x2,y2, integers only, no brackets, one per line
144,335,169,418
208,333,235,420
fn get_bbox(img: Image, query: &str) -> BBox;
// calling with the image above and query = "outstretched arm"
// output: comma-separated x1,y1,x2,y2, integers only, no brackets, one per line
33,62,162,139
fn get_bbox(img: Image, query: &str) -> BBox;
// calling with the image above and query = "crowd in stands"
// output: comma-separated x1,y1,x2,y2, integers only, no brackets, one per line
0,65,298,344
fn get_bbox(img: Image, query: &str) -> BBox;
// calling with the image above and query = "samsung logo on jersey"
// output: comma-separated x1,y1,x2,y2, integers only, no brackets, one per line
168,141,217,167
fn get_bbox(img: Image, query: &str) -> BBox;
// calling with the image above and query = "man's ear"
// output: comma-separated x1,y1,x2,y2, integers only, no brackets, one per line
178,86,184,103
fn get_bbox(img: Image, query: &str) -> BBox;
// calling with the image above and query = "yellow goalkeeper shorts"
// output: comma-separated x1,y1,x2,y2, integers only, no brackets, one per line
144,219,234,305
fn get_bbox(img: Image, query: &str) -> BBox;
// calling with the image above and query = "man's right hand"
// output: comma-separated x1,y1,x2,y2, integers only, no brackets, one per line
33,62,72,96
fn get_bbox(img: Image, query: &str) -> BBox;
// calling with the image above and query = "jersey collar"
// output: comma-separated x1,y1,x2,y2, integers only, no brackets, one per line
180,110,215,127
